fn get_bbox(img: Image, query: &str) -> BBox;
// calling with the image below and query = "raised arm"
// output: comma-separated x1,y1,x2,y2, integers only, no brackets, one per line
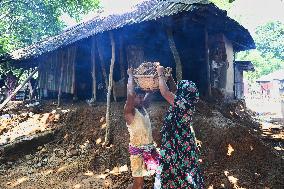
167,75,177,94
157,66,175,106
124,68,135,125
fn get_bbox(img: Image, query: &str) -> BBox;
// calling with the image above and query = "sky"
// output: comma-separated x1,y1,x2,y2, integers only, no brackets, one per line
228,0,284,34
61,0,284,34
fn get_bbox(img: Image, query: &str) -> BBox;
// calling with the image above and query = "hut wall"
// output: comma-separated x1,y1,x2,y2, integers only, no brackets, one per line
38,46,76,96
224,36,234,98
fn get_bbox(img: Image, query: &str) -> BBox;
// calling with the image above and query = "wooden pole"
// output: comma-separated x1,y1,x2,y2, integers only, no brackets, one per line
105,31,116,144
91,38,97,101
205,27,212,98
0,67,39,111
167,27,183,81
57,52,64,107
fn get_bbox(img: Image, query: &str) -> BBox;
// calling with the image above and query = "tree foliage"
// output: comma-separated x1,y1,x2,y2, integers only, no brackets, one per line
237,21,284,82
0,0,100,55
0,0,100,76
254,21,284,60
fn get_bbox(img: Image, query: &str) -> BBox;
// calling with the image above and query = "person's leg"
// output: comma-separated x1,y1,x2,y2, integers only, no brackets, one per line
129,155,145,189
131,177,144,189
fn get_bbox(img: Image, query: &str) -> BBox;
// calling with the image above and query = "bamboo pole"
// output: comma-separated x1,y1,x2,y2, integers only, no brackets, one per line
91,37,97,101
105,31,116,144
0,67,39,111
167,27,183,81
57,52,64,107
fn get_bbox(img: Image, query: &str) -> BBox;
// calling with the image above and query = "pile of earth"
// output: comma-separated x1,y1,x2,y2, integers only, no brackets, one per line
0,99,283,189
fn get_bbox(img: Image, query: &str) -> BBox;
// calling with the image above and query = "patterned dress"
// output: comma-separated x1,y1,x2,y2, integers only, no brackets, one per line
160,80,204,189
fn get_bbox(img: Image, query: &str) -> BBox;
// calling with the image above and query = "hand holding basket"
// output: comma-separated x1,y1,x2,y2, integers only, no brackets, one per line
133,62,172,91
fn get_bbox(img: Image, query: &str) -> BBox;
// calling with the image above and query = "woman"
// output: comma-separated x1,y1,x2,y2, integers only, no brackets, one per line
156,65,204,189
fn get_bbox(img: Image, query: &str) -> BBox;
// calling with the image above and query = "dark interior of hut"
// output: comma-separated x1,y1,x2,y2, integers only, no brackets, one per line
16,9,228,102
58,13,210,102
74,41,93,100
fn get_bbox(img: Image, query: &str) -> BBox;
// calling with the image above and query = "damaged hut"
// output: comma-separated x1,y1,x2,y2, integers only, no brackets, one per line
0,0,255,104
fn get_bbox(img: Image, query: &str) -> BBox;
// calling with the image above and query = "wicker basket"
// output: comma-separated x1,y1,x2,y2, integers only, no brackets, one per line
133,74,170,91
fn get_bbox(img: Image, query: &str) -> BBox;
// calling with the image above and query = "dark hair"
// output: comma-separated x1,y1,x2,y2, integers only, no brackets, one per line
134,87,146,95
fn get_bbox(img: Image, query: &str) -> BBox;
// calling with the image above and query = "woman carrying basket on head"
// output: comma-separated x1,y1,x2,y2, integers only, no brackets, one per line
155,65,204,189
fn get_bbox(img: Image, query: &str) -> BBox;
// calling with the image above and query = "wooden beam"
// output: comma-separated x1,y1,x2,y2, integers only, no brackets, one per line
0,67,39,111
105,31,116,144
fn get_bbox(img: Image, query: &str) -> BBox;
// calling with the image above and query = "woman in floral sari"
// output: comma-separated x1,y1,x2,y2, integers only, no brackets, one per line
156,66,204,189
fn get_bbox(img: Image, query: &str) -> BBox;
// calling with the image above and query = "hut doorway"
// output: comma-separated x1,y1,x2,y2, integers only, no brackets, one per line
74,42,93,100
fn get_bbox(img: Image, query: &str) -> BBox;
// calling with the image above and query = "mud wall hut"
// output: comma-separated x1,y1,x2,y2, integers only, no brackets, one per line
256,69,284,99
0,0,255,102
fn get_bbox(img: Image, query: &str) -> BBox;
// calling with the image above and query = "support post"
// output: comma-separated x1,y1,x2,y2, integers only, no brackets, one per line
0,67,39,111
105,31,116,144
167,27,183,81
205,27,212,97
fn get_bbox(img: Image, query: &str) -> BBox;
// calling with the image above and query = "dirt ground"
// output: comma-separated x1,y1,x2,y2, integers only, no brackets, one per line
0,99,283,189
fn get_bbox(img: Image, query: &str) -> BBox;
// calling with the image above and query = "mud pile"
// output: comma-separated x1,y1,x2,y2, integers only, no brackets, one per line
0,99,283,188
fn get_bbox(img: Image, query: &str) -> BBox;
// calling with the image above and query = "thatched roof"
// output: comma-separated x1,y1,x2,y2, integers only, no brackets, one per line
0,0,255,64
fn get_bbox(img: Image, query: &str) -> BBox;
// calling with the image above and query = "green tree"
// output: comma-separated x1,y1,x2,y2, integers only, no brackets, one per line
0,0,100,55
254,21,284,60
238,50,283,83
0,0,100,77
237,21,284,82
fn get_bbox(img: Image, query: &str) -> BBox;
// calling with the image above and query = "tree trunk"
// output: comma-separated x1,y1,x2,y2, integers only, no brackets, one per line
0,67,39,111
105,32,116,144
167,28,183,81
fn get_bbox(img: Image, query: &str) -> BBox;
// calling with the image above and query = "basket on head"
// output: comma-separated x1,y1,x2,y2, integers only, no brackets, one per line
133,62,172,91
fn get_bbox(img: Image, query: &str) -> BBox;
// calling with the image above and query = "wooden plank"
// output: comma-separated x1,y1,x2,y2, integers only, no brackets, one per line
0,67,39,111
